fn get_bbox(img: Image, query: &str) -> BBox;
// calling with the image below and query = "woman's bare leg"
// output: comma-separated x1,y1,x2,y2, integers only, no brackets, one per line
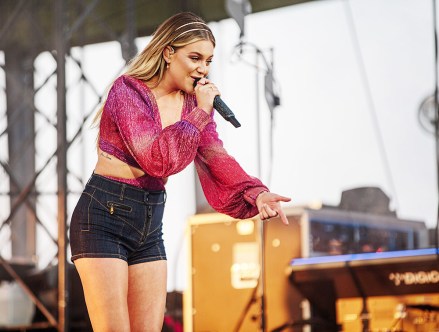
74,258,130,332
127,260,167,332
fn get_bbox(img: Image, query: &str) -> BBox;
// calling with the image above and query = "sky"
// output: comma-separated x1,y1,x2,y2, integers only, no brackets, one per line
1,0,437,292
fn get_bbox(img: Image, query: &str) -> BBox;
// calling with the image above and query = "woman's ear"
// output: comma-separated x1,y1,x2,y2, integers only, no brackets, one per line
163,46,175,63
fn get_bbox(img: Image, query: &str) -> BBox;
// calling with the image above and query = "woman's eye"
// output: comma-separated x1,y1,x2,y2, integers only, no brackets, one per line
190,57,213,65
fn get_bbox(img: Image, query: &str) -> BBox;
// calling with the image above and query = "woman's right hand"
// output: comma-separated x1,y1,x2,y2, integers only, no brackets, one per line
194,77,219,115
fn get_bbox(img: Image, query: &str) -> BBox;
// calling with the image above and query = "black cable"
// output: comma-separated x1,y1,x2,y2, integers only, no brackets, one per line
342,0,400,210
432,0,439,254
233,283,258,332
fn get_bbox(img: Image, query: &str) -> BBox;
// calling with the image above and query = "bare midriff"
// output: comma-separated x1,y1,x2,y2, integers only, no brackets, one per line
94,148,145,179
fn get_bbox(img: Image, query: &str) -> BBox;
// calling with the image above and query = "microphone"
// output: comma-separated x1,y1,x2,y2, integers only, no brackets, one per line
193,78,241,128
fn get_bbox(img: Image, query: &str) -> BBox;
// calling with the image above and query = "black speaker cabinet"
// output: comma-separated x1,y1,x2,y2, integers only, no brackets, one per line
184,210,303,332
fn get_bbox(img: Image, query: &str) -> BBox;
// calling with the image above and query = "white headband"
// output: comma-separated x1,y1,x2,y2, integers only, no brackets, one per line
171,21,211,43
175,21,209,31
171,28,211,43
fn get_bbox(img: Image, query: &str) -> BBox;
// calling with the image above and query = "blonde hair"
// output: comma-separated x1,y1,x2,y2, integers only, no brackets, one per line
93,12,215,126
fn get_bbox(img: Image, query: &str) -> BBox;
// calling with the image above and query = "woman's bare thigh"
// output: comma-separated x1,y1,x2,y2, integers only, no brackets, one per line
128,260,167,332
75,258,130,332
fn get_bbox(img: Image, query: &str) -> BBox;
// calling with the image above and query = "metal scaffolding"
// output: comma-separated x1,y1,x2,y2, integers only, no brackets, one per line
0,1,140,330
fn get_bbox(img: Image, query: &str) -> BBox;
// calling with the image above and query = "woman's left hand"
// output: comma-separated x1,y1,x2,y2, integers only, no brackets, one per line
256,191,291,225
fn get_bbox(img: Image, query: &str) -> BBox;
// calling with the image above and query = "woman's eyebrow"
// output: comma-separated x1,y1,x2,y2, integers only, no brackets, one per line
187,51,214,58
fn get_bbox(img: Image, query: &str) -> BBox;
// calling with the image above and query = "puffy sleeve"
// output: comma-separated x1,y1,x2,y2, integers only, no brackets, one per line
195,119,269,219
105,76,212,177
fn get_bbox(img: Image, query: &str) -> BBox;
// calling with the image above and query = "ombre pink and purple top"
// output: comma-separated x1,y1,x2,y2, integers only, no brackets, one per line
99,75,268,219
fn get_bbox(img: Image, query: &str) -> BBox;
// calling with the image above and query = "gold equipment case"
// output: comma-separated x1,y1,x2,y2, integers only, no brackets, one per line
183,209,303,332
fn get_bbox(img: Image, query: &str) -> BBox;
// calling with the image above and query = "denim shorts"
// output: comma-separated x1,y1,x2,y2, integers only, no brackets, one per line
70,173,167,265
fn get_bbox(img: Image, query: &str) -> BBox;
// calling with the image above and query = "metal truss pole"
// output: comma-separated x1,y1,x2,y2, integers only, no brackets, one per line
55,0,68,330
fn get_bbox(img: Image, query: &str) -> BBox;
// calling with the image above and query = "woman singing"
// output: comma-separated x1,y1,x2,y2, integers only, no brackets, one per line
69,11,291,331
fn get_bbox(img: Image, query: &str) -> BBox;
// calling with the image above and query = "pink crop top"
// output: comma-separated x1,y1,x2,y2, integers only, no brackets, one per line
98,75,268,219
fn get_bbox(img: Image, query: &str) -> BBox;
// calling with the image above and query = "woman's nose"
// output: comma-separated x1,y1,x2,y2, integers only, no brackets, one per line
197,63,208,75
